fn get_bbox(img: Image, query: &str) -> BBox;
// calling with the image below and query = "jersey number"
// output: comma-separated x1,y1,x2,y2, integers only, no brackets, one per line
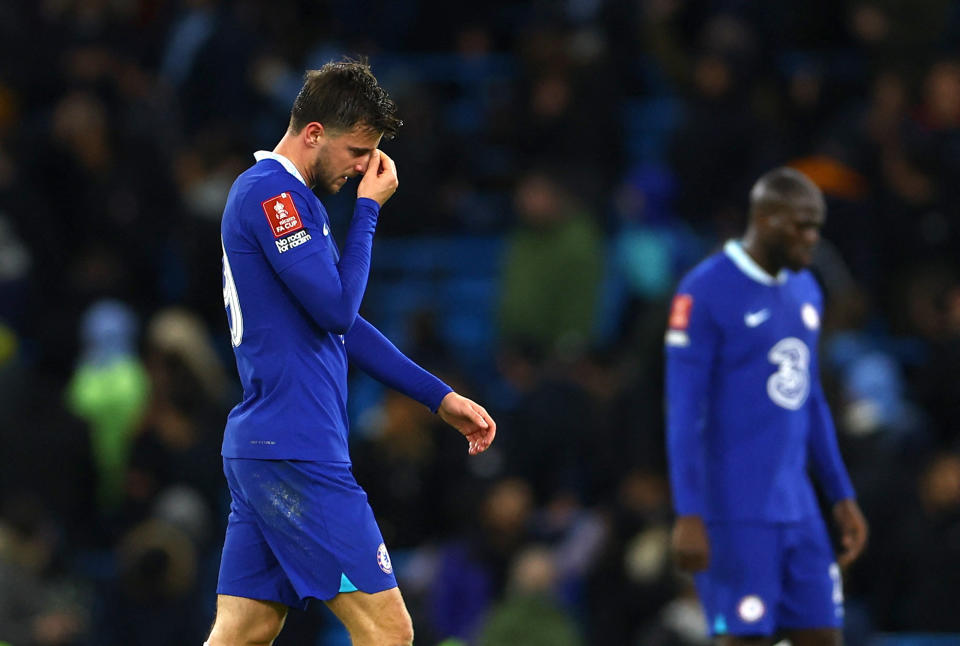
222,241,243,347
766,337,810,410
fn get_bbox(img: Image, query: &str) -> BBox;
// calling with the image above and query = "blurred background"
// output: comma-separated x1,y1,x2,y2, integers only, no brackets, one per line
2,1,960,645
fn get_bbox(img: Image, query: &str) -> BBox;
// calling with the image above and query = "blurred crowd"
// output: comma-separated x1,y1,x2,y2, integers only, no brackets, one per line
3,1,960,644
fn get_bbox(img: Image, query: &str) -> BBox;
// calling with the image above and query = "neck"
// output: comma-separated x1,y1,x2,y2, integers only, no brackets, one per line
273,132,312,187
741,230,781,276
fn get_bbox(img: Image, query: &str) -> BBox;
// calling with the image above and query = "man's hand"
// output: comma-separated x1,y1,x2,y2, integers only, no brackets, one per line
437,392,496,456
357,149,398,206
672,515,710,572
833,498,868,569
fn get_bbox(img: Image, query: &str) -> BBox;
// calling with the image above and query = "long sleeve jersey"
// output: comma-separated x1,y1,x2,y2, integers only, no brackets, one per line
220,151,451,461
665,240,855,522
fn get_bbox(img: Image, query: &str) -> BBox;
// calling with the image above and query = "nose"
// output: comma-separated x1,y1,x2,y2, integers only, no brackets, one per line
357,151,375,175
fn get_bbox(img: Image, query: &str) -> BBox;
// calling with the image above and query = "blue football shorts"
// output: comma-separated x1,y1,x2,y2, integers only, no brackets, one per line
695,515,844,636
216,457,397,608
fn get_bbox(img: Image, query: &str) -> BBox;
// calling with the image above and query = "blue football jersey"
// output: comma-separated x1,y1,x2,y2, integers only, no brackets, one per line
665,240,855,522
220,151,373,461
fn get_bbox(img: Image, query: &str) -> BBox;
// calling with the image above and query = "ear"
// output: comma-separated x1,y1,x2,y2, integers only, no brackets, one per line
302,122,325,146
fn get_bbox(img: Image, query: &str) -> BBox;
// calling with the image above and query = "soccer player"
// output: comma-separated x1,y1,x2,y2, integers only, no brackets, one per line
664,167,868,645
208,60,496,646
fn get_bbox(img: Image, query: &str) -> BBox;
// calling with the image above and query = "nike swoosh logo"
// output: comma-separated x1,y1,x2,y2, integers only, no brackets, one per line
322,223,330,236
744,309,771,327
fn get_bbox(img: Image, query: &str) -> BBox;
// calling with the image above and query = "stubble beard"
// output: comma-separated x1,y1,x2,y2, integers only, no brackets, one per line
308,151,341,195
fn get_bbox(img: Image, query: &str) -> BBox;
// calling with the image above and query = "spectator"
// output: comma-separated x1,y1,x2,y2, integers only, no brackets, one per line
498,168,604,357
477,546,584,646
66,300,149,511
0,496,87,646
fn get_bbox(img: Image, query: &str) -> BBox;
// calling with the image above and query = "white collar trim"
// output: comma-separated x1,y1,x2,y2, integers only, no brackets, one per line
253,150,306,186
724,239,787,285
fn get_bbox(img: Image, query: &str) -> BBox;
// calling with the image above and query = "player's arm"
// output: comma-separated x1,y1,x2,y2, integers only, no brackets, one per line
664,289,717,572
344,316,495,455
249,151,397,334
808,373,867,568
274,195,378,333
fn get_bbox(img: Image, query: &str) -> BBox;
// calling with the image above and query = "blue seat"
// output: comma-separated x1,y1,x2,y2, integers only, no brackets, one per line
364,236,503,371
622,96,685,165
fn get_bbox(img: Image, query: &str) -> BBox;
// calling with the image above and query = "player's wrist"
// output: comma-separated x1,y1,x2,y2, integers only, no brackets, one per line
355,197,382,213
435,390,456,412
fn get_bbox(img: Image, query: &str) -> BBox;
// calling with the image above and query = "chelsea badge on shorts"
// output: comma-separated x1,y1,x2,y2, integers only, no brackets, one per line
377,543,393,574
737,595,766,623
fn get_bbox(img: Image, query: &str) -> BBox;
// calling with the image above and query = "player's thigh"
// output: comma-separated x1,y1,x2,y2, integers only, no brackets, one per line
784,627,843,646
218,459,305,609
778,517,844,632
697,523,782,637
227,458,398,601
209,594,288,645
324,586,413,644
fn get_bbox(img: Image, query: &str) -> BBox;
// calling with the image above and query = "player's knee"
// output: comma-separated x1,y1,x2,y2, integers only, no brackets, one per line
396,619,414,646
247,616,286,645
208,609,286,646
208,622,284,646
381,621,413,646
363,611,413,646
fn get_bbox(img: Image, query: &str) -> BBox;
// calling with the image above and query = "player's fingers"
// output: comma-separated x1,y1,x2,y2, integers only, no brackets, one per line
472,408,489,429
481,422,496,447
675,550,707,572
463,426,491,454
471,413,494,449
363,149,382,178
378,149,396,174
382,154,398,188
845,526,865,555
695,550,709,571
475,404,495,432
837,550,853,569
836,543,853,570
850,535,866,561
482,428,495,447
839,535,863,568
681,556,700,572
475,432,491,452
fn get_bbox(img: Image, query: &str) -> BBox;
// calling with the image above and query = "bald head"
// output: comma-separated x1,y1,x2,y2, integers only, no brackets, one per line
749,167,825,220
743,167,825,273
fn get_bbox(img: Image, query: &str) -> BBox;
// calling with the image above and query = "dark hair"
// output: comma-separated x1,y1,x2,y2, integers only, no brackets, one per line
288,58,402,139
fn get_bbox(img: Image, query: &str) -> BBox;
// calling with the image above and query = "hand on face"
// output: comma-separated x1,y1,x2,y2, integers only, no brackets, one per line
357,149,398,206
306,125,384,195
